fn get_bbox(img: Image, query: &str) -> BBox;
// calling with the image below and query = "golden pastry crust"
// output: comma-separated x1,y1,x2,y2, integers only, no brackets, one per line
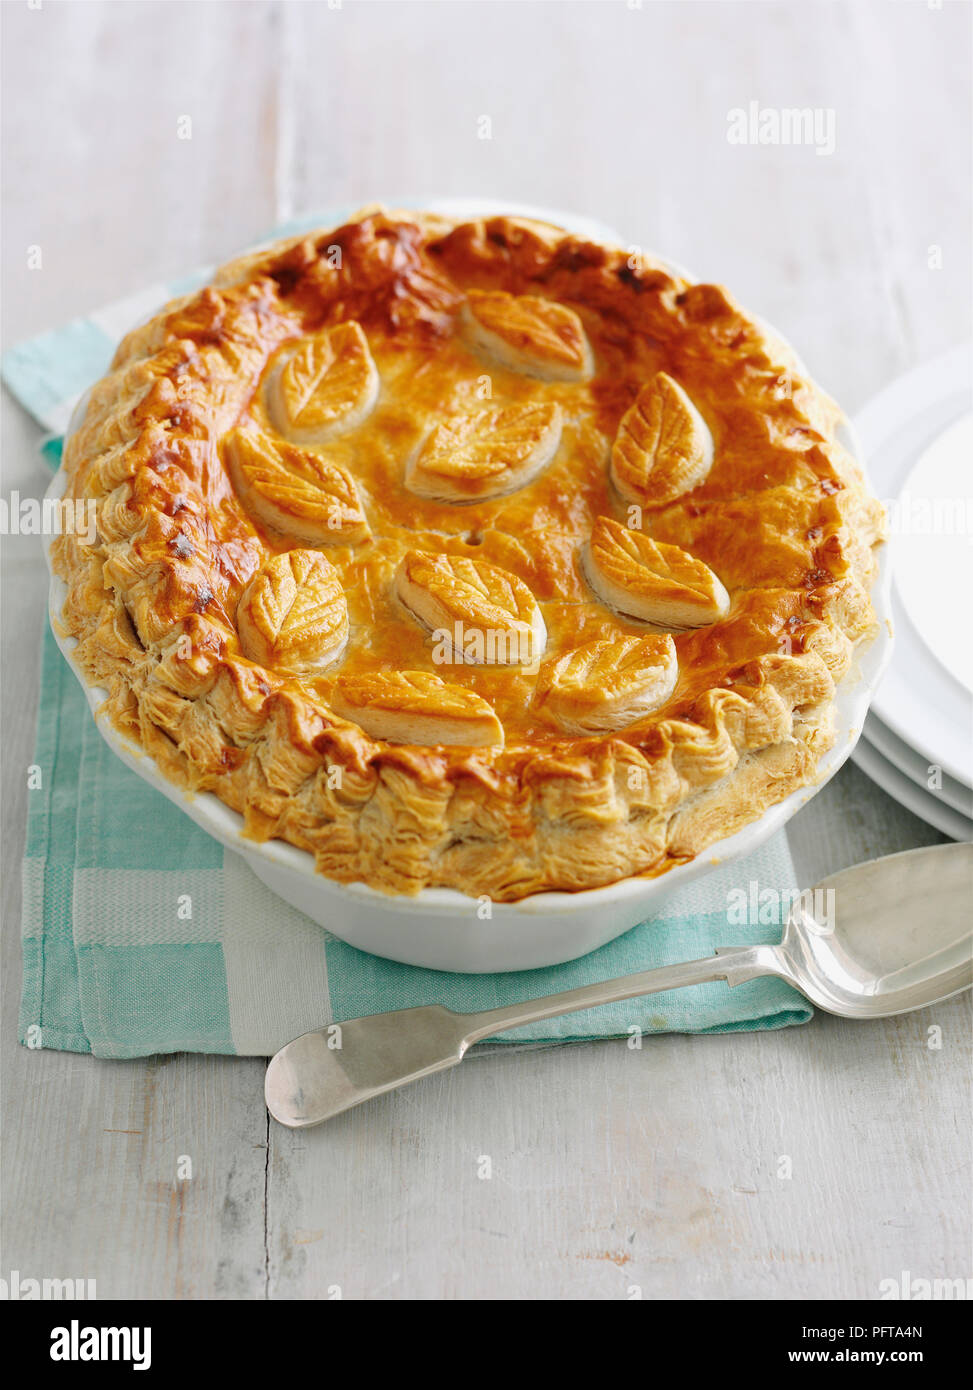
394,549,547,667
462,289,593,381
534,635,678,735
226,426,370,546
610,371,714,506
266,319,380,444
333,669,504,749
405,400,563,502
236,548,348,674
585,516,730,628
52,208,885,899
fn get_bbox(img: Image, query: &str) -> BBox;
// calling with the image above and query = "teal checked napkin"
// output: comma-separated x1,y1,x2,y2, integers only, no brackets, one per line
5,213,813,1058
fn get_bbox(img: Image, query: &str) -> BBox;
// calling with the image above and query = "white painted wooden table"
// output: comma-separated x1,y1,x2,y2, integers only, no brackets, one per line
2,0,969,1300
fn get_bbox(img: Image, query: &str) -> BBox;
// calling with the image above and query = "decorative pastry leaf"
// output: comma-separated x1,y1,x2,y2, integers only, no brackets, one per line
267,320,379,443
462,289,593,382
610,372,713,506
332,669,504,748
406,401,562,501
236,549,348,673
395,550,546,666
227,426,369,545
586,516,729,628
534,635,678,734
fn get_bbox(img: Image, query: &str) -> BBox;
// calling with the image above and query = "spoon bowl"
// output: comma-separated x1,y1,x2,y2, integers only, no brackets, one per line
771,842,972,1018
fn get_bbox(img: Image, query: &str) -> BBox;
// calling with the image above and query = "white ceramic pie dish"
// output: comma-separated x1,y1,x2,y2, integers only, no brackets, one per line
42,206,894,972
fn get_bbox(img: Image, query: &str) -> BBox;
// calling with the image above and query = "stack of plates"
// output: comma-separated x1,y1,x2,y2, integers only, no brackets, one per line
852,344,973,839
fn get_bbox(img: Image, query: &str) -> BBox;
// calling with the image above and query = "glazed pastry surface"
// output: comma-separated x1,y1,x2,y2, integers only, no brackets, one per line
53,208,885,898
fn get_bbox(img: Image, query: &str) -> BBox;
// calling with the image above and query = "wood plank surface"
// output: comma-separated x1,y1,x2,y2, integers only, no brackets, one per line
1,0,969,1300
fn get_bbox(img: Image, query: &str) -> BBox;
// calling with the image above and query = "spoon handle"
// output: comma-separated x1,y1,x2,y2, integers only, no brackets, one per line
457,943,781,1045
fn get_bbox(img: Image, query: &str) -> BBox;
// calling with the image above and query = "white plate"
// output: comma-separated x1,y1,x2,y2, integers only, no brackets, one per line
42,205,893,972
894,412,973,694
863,712,973,819
852,735,973,842
855,345,973,787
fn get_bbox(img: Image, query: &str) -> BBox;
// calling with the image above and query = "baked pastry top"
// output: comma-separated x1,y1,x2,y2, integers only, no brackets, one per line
53,208,885,899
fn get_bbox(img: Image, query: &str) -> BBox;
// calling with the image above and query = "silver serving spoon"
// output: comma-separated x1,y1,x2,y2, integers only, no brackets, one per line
266,842,972,1129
